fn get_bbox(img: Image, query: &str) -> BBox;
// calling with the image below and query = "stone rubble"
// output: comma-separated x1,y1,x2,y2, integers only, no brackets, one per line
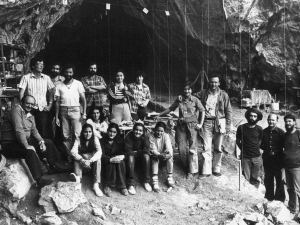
39,182,87,213
37,211,62,225
224,200,295,225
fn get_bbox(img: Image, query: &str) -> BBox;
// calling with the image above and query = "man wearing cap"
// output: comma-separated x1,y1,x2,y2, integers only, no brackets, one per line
194,74,232,179
260,114,285,202
236,108,263,187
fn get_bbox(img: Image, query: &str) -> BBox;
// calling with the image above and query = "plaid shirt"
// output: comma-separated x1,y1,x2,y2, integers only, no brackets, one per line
81,75,107,107
128,83,151,113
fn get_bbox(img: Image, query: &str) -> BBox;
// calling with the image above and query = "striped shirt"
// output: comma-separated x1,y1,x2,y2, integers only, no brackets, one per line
18,73,54,111
115,86,125,98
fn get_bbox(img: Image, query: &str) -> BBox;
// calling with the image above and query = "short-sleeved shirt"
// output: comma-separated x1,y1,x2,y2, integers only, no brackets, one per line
18,73,54,111
236,124,263,158
81,75,107,107
50,75,65,101
169,95,204,118
128,83,151,113
55,79,85,106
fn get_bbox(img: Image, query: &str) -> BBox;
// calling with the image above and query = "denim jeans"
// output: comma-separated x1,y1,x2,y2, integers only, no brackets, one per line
242,156,261,187
285,167,300,213
60,106,82,153
74,153,101,184
202,120,224,174
151,155,173,175
110,103,131,124
176,124,200,174
127,154,151,186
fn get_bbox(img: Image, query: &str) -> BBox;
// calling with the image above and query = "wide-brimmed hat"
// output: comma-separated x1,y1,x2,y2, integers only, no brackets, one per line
245,108,263,121
0,154,6,171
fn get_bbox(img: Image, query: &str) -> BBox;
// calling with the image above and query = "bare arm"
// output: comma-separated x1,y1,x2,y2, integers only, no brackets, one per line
80,92,87,117
55,96,60,126
19,88,25,101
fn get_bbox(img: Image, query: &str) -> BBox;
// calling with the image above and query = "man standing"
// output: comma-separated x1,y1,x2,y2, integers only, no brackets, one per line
260,114,285,202
236,108,263,187
283,114,300,213
81,62,106,111
128,71,151,121
194,75,232,178
55,64,86,162
18,57,55,139
1,95,60,187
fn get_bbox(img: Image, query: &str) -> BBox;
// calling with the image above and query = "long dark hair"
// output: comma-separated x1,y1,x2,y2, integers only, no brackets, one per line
107,123,120,140
132,122,146,137
87,106,104,122
79,124,96,152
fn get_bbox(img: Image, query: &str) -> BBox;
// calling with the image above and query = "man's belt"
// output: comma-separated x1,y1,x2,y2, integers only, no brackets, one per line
205,117,216,120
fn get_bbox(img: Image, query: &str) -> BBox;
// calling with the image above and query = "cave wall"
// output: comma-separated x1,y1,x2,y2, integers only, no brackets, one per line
1,0,300,99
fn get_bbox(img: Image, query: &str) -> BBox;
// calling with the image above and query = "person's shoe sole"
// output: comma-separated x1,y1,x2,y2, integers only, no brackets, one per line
212,172,222,177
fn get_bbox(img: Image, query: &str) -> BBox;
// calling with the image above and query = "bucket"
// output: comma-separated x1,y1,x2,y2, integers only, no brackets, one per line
271,103,279,111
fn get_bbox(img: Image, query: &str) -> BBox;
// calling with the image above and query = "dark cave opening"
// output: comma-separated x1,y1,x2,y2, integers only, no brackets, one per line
37,1,183,96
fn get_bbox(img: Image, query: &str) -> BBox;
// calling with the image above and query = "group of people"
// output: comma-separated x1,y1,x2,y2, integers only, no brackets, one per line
1,56,300,214
236,109,300,214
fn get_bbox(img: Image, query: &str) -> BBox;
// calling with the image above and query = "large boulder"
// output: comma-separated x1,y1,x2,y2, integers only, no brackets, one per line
265,201,291,224
39,182,87,213
0,159,34,213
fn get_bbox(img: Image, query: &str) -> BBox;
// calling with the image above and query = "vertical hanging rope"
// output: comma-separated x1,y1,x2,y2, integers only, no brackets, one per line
223,2,228,92
167,0,171,105
248,24,251,89
184,0,188,81
284,1,287,114
152,9,156,110
100,13,104,76
131,16,133,80
170,9,173,105
107,9,111,82
206,0,210,79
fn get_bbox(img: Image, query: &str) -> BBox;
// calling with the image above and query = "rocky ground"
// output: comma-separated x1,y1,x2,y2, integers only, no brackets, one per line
0,94,299,225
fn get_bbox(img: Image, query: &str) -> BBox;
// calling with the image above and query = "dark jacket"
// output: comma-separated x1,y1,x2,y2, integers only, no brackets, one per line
100,134,125,164
124,131,150,156
193,88,232,127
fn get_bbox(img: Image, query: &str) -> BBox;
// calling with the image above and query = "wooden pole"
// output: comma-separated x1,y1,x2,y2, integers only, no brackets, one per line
239,159,242,191
0,43,7,87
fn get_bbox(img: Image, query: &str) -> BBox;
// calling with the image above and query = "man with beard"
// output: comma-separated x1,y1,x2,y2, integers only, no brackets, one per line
156,81,205,178
194,74,232,179
283,114,300,213
55,64,86,163
1,95,60,187
81,62,107,112
236,108,263,187
19,57,55,139
260,114,285,202
49,62,64,140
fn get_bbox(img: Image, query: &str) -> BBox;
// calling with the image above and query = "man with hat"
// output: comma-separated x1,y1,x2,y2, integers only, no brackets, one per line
236,108,263,187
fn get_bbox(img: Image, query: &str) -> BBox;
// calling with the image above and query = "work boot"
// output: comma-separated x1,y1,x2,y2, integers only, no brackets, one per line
36,175,55,188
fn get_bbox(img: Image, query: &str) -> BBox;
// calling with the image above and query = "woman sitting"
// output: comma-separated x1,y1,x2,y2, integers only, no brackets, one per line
86,106,108,139
70,123,103,197
100,123,128,196
125,122,151,194
149,121,175,192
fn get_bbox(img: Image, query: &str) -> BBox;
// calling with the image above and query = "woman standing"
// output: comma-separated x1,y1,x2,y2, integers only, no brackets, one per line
107,70,132,124
70,124,103,197
128,71,151,121
149,122,175,192
100,123,128,196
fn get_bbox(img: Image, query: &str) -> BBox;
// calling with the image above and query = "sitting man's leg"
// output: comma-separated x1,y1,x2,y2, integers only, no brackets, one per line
127,155,136,195
142,153,152,191
1,142,53,187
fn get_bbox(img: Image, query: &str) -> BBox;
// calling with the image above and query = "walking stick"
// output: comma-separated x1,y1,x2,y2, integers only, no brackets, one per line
236,144,242,191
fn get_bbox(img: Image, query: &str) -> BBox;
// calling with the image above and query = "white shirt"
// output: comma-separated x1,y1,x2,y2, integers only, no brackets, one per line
206,92,218,117
18,73,54,111
55,79,85,106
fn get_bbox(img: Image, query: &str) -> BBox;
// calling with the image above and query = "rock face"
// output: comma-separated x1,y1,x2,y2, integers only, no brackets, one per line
0,159,34,214
39,182,87,213
265,200,291,224
0,0,300,99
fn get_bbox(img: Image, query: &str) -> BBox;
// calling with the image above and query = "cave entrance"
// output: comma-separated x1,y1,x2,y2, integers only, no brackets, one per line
38,1,180,97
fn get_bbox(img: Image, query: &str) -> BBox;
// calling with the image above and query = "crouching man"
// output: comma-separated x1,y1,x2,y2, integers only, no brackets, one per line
1,95,61,187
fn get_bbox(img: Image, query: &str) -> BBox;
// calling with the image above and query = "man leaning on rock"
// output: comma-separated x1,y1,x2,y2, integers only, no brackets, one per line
0,95,62,187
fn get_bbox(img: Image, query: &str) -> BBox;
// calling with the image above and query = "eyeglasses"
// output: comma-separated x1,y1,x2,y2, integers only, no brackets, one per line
25,102,36,107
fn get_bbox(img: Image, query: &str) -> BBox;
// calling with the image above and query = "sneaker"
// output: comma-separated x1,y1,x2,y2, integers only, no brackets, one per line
144,183,152,192
198,174,210,180
69,173,81,183
167,176,175,188
93,183,103,197
37,176,55,188
128,186,136,195
186,173,194,179
104,186,112,197
153,184,160,193
212,172,222,177
121,189,129,196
